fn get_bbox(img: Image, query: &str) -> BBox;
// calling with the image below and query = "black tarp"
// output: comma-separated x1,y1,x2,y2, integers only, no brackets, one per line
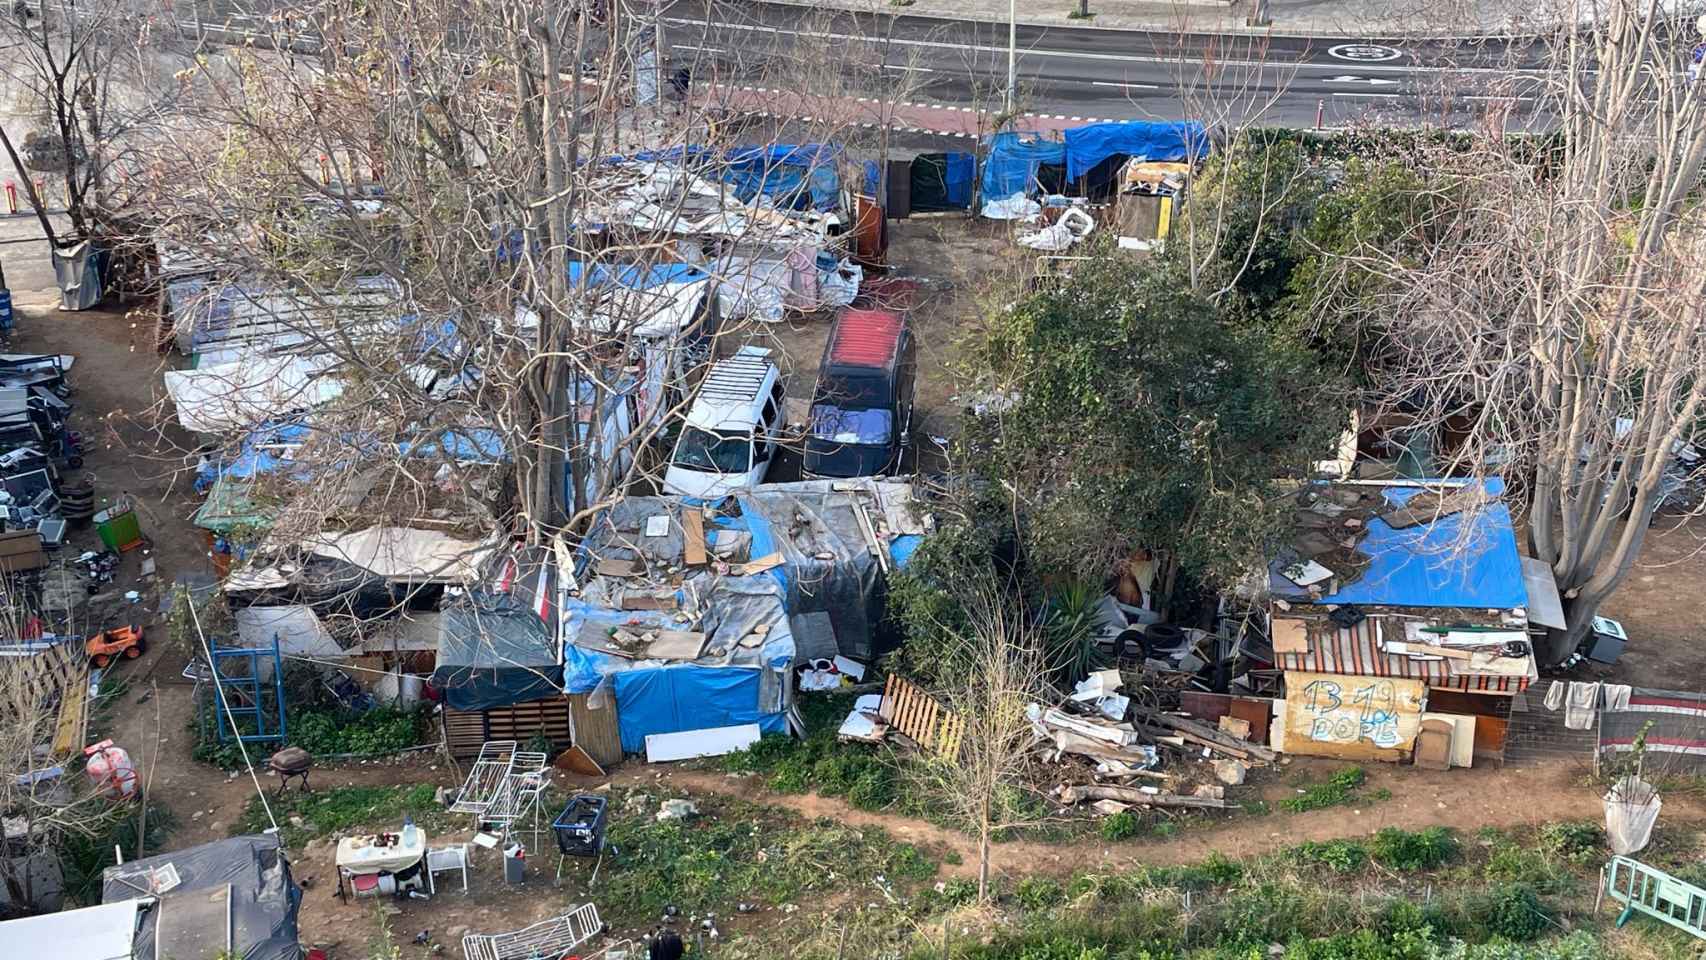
431,594,563,710
908,153,974,212
103,834,302,960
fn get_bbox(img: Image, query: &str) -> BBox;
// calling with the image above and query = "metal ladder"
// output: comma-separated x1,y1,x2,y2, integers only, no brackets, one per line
1604,855,1706,941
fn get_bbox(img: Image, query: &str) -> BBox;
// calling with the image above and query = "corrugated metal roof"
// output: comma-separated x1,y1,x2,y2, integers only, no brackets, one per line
828,309,902,369
1308,479,1527,610
1275,618,1533,694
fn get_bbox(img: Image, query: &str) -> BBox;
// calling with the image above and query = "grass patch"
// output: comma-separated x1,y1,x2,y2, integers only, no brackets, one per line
194,704,434,770
239,783,449,848
1100,810,1141,841
1281,766,1370,813
59,803,176,905
596,787,938,927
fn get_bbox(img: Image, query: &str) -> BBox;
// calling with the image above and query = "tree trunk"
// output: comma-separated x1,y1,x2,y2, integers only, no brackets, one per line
977,799,991,902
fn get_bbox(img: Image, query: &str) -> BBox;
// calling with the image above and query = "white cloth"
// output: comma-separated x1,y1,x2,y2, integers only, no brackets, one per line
1564,681,1601,730
1603,683,1633,711
1544,682,1566,712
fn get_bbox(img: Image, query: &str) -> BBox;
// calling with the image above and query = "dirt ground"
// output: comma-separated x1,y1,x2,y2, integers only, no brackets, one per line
1585,514,1706,690
8,216,1706,956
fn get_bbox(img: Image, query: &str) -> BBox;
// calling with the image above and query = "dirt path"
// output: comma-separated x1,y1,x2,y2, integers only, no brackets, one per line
634,760,1706,883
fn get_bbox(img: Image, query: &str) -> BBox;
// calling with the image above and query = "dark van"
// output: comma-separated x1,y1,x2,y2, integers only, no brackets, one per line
803,307,917,478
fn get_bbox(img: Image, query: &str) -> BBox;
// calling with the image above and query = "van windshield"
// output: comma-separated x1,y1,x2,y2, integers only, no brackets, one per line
675,427,751,473
809,405,892,446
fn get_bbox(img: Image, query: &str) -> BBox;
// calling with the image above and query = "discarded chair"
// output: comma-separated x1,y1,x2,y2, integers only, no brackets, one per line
483,752,550,843
461,903,603,960
426,843,471,895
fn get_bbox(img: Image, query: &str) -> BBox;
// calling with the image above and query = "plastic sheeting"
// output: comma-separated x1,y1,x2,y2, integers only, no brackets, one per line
164,354,342,434
1605,777,1661,855
1062,120,1207,183
432,596,562,710
1280,479,1528,609
103,834,302,960
612,665,788,753
724,144,842,211
910,153,975,212
980,133,1066,217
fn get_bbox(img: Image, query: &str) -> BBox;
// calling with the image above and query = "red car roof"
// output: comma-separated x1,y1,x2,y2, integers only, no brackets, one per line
828,309,903,369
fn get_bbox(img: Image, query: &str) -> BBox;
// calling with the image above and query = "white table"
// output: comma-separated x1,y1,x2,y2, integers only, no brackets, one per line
336,830,428,901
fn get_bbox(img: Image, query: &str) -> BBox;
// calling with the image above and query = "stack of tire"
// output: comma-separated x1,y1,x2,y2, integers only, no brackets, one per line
59,477,95,526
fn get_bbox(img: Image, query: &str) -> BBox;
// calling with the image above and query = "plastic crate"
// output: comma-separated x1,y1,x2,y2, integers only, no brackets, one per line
551,795,608,858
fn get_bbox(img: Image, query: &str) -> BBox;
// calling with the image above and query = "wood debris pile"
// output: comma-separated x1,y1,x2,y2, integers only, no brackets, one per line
1030,669,1279,815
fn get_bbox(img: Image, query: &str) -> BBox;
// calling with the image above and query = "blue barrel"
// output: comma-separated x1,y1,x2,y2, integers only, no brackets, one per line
0,288,12,333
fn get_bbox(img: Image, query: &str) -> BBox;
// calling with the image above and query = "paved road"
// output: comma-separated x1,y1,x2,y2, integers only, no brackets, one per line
159,0,1564,130
663,0,1558,128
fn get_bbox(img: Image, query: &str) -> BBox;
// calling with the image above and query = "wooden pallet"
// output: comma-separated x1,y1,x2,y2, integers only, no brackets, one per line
444,697,577,761
879,675,965,759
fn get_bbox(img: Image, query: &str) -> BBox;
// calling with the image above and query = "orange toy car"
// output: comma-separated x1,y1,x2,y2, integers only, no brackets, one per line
86,625,146,668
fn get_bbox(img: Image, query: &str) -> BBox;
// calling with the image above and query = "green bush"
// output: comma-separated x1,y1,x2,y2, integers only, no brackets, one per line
1468,885,1551,942
847,768,895,810
1016,875,1066,911
1294,838,1369,873
1100,810,1141,841
1282,767,1368,812
1370,827,1458,872
1536,821,1602,864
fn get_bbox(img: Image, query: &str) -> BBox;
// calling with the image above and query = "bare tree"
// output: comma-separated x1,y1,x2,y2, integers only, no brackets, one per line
1364,0,1706,664
904,580,1048,903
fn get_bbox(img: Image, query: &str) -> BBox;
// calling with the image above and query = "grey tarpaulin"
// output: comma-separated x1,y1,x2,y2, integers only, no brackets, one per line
51,241,103,311
432,594,562,710
103,834,303,960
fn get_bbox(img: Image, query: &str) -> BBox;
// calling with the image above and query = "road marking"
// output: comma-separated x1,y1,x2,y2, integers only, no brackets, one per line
1329,43,1404,63
1334,91,1401,98
673,44,724,54
882,64,935,73
1324,75,1399,85
663,16,1548,75
1465,95,1537,101
1090,80,1161,89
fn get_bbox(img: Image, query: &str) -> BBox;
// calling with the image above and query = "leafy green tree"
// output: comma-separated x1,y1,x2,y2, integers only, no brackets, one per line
956,249,1345,614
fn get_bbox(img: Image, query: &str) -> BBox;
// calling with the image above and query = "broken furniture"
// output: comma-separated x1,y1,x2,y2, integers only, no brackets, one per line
551,794,609,883
335,829,428,902
462,903,604,960
425,843,471,895
448,741,521,816
266,746,312,793
449,740,551,841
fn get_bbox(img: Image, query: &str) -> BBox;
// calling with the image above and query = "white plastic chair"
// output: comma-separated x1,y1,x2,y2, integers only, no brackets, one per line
426,843,470,894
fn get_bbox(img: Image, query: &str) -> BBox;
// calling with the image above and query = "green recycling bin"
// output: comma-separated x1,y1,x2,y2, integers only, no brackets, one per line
94,506,142,552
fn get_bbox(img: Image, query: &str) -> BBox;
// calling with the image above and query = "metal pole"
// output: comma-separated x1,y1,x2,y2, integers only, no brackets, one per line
1315,99,1324,129
1005,0,1016,115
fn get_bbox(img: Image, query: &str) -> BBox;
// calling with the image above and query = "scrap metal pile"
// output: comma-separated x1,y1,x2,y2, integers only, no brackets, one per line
1032,669,1277,816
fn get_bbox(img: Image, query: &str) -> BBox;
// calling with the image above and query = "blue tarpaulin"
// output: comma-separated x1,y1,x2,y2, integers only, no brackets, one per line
1062,120,1207,183
568,262,706,289
939,152,975,209
603,143,842,212
981,132,1067,200
1309,479,1528,609
611,666,787,754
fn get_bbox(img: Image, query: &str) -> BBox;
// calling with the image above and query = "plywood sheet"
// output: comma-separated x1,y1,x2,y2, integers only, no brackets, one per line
1422,711,1477,768
682,508,707,566
1270,618,1310,654
1283,670,1426,762
645,723,761,762
644,630,707,661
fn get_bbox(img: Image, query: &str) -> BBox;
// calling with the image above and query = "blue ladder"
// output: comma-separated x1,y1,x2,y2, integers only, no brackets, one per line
209,633,288,745
1604,855,1706,941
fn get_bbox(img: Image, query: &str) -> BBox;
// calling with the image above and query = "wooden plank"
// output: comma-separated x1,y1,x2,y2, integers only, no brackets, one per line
567,692,624,767
730,552,783,576
1270,617,1310,654
52,676,87,755
1472,715,1508,762
1283,670,1425,763
644,631,707,661
645,723,761,762
682,508,708,566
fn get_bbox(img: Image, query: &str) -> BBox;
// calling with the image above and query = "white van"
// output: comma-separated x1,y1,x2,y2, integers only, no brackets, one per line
663,346,784,499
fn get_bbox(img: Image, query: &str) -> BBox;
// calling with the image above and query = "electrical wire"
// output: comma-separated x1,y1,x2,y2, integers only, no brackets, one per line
187,597,279,833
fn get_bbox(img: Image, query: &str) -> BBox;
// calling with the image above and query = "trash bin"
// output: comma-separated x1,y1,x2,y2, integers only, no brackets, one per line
503,844,526,884
93,506,143,552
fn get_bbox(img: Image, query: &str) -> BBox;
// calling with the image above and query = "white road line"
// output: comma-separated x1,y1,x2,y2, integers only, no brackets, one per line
1333,92,1401,98
1464,94,1536,101
1090,80,1161,89
663,16,1551,75
882,64,935,73
673,45,725,54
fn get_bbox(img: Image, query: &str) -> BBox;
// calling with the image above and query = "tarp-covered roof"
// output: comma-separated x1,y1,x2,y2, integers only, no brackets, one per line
1062,120,1207,182
432,595,561,710
103,835,301,960
981,132,1067,200
1271,479,1527,610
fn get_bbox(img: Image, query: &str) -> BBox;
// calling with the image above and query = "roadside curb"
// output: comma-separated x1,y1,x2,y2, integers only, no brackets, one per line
742,0,1559,42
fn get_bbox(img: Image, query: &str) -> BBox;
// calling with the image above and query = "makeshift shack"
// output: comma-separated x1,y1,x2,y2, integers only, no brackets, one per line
100,834,303,960
1261,479,1543,765
981,121,1206,219
559,480,928,757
